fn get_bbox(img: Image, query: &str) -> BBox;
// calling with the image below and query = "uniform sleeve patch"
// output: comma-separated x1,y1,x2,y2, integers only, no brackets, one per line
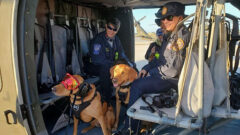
172,38,185,51
93,44,101,55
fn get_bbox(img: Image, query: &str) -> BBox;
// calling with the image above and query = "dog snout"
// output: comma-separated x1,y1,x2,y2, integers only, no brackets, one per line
112,78,117,83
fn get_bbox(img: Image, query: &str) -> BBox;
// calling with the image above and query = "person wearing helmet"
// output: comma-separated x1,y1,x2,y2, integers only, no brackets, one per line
114,2,190,135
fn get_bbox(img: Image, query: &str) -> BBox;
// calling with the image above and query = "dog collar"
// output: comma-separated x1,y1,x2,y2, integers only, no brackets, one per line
61,73,80,90
120,82,132,89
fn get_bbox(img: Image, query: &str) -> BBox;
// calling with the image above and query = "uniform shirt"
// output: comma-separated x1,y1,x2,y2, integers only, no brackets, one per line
89,31,130,66
142,25,190,78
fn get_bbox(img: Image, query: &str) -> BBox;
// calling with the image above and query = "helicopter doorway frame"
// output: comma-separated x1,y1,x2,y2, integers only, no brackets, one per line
127,0,240,134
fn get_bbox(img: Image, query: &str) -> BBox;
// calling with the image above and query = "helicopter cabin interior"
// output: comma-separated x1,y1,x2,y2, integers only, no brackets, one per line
14,0,240,134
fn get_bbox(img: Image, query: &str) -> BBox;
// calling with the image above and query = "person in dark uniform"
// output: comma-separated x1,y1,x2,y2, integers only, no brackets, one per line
145,28,164,63
114,2,190,134
86,17,134,103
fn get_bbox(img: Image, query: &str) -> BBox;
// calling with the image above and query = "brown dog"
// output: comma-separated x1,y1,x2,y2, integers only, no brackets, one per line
52,74,114,135
110,64,138,130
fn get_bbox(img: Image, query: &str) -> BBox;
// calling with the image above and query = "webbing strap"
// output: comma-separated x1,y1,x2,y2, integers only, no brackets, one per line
233,45,240,74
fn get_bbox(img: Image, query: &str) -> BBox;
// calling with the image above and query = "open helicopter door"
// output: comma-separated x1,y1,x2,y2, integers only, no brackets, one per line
0,0,47,134
127,0,216,134
0,1,30,134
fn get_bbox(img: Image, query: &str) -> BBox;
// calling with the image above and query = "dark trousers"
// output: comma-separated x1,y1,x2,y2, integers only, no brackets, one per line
124,73,173,133
85,63,112,103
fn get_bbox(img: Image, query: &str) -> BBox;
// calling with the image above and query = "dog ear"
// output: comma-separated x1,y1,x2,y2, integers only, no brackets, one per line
110,66,115,79
127,67,138,82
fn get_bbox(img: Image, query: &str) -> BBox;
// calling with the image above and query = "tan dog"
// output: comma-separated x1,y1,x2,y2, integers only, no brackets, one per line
81,101,115,134
110,64,138,130
52,74,114,135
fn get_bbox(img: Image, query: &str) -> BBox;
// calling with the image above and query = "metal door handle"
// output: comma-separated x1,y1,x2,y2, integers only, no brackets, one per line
4,110,17,124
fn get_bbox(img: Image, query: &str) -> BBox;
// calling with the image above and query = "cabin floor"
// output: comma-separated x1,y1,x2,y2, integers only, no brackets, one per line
54,124,103,135
48,106,240,135
43,97,127,135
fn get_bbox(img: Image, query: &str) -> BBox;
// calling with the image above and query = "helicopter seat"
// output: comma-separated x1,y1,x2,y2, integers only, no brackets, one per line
210,15,240,120
36,17,100,111
127,93,203,129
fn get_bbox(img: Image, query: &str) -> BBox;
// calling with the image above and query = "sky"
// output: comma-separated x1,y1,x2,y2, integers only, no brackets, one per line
133,3,240,33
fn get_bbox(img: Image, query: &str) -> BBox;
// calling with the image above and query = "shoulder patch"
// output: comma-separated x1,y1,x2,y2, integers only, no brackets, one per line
93,44,101,55
172,38,185,51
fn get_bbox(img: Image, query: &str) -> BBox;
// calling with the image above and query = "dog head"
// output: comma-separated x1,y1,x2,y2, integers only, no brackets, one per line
110,64,137,88
52,73,85,96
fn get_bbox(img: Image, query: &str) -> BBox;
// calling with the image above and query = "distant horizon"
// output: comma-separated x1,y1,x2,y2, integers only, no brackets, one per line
133,3,240,33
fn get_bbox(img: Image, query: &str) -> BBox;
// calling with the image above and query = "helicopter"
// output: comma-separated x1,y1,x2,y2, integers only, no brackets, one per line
0,0,240,135
134,16,157,40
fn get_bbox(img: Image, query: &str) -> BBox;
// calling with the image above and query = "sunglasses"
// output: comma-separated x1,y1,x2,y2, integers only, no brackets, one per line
107,25,118,32
161,15,174,21
61,73,80,90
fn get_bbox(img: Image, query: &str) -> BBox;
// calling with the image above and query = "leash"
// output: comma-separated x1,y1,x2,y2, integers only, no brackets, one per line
65,90,75,135
141,95,155,113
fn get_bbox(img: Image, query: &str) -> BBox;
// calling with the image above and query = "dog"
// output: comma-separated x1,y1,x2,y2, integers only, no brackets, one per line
110,64,138,130
80,101,115,134
52,73,114,135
